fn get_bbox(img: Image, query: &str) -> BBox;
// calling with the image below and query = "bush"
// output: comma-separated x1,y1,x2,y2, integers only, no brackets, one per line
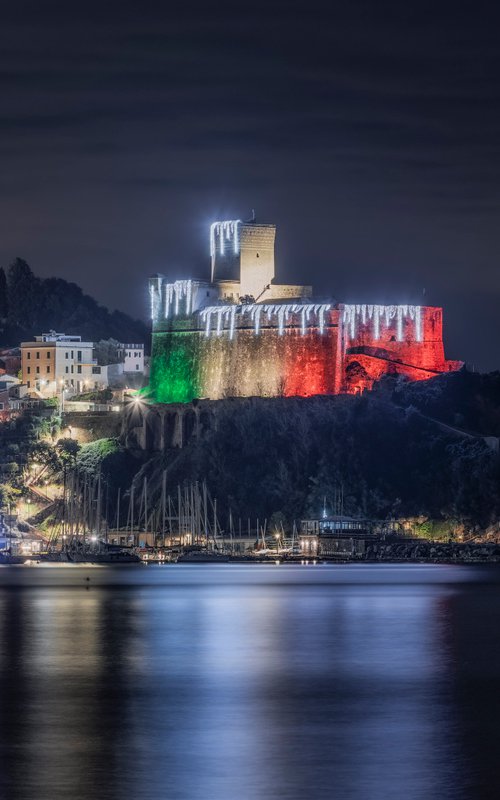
71,388,113,403
1,462,19,476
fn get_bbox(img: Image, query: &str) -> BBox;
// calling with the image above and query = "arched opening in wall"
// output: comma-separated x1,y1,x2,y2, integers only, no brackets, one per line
164,412,177,449
199,411,212,435
344,360,371,395
183,410,197,443
145,411,162,451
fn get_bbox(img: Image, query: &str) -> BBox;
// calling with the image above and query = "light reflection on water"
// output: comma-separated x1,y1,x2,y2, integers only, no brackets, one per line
0,564,499,800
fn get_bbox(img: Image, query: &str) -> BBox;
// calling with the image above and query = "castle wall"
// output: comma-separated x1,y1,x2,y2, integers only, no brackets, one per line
344,306,447,370
216,280,311,304
260,283,313,301
341,305,460,392
150,308,341,403
149,303,460,404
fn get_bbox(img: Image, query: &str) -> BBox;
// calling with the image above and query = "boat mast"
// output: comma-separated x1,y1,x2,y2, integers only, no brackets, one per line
116,487,121,533
162,471,166,547
144,477,148,547
96,472,102,542
130,483,135,547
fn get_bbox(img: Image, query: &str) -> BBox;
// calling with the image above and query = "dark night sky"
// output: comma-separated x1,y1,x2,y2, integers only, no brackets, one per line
1,0,500,369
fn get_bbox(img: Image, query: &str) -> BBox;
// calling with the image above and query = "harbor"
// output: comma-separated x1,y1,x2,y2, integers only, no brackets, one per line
3,478,500,565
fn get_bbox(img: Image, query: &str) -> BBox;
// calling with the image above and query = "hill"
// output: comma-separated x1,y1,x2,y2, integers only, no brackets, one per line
0,258,149,348
386,369,500,436
118,371,500,533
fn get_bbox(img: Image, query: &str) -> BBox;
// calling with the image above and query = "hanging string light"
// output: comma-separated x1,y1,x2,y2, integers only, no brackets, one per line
342,304,423,342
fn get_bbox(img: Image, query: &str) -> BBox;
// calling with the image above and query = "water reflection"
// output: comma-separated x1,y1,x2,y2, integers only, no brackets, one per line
0,565,498,799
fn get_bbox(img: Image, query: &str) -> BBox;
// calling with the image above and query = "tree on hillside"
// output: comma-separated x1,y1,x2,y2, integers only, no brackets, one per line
56,438,81,467
7,258,39,328
0,260,148,350
94,338,122,366
0,267,8,321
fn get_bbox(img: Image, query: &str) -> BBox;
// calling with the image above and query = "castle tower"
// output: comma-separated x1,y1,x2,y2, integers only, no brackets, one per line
210,219,277,300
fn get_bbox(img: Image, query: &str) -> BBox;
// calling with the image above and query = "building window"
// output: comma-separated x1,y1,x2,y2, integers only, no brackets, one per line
77,365,82,374
46,366,50,374
27,352,31,359
136,364,139,370
27,366,31,374
65,366,69,373
36,351,40,359
27,381,30,388
77,350,82,361
36,366,40,374
65,352,68,359
47,352,51,359
71,351,74,358
71,366,74,373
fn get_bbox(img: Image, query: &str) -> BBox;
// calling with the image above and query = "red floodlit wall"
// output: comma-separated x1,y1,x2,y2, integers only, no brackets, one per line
283,308,342,396
341,306,461,393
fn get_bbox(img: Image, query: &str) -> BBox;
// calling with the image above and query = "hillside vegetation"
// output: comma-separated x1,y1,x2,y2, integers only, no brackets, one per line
0,258,148,348
124,371,500,531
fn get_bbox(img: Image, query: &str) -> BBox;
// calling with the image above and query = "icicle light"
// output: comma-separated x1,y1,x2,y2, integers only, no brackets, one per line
210,220,242,258
342,304,423,342
149,276,163,320
200,303,330,337
163,280,194,318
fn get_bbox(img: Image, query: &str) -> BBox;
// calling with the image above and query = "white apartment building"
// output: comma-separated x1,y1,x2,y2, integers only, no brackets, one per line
117,343,144,373
21,333,95,396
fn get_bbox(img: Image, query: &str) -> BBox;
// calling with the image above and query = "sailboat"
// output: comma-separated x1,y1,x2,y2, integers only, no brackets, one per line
40,470,141,564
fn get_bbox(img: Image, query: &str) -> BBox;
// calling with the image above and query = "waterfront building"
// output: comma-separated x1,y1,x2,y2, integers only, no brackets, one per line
300,516,374,557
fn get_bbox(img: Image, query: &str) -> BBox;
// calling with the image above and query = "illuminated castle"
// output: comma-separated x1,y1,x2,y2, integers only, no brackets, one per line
149,218,461,403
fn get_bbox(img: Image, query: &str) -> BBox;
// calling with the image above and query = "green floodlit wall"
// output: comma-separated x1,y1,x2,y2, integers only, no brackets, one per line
150,331,200,404
149,315,341,404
